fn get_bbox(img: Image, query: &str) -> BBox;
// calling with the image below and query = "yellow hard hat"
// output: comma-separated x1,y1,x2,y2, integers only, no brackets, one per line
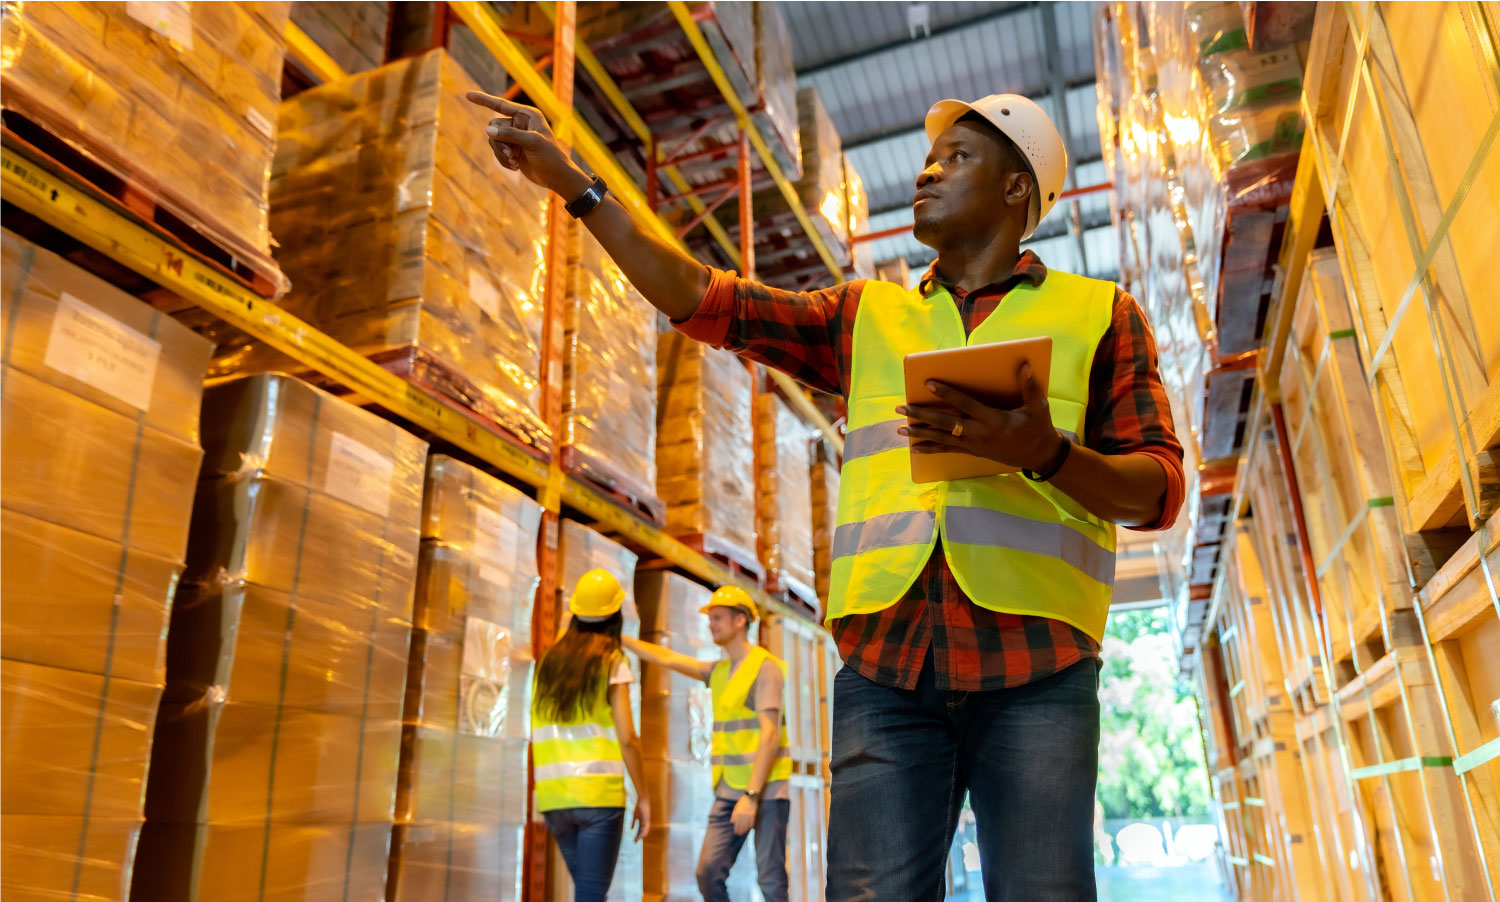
698,585,758,623
570,568,625,621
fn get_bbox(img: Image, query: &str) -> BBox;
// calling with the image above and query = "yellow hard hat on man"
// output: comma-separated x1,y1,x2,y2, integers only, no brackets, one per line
570,568,625,621
698,585,758,622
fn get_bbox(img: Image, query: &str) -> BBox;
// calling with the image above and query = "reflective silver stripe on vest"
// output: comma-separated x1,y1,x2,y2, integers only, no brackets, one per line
533,723,619,743
944,505,1115,586
712,752,756,767
714,717,760,733
534,760,625,782
844,420,906,460
832,510,936,559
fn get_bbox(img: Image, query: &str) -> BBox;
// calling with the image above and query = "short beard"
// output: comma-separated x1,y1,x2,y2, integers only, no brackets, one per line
912,212,941,248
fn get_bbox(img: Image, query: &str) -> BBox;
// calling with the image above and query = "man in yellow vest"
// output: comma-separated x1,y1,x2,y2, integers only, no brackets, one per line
474,89,1184,900
622,587,792,902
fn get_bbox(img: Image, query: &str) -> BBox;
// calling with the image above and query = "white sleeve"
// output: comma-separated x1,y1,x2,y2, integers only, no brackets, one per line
609,654,635,685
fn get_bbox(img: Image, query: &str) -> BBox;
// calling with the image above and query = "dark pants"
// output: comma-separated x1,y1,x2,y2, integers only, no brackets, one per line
696,796,791,902
826,656,1102,901
543,806,624,902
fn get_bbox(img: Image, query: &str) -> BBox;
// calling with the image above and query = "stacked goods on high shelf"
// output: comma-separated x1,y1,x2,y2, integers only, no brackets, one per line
875,258,912,288
810,451,840,608
556,520,644,902
132,373,427,900
1301,2,1500,557
656,332,759,573
761,615,828,902
0,2,290,290
220,49,551,450
0,232,212,899
751,0,800,180
756,393,817,606
563,222,662,519
843,157,876,280
388,457,543,902
634,572,716,902
289,2,390,75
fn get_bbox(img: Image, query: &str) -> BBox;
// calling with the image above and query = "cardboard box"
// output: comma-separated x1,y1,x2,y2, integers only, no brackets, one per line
389,821,525,902
163,583,412,719
134,820,391,902
643,826,706,902
755,394,815,589
1,509,180,684
1,659,161,819
558,520,641,630
641,758,715,827
1,815,141,902
394,728,529,827
414,542,537,645
634,571,714,638
402,628,533,741
145,701,402,825
641,688,713,765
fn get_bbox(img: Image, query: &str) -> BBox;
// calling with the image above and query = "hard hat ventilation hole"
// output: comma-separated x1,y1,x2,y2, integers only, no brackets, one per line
1048,192,1055,200
1001,108,1010,115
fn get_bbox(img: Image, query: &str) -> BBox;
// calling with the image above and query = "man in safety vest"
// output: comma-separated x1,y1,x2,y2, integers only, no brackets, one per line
622,586,791,902
474,89,1184,900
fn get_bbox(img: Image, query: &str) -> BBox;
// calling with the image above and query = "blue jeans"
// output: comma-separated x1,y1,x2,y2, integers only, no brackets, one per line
696,796,791,902
542,806,624,902
826,656,1101,901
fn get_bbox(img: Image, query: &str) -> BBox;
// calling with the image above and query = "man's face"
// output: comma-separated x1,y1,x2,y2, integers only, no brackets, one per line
706,606,746,645
912,119,1029,248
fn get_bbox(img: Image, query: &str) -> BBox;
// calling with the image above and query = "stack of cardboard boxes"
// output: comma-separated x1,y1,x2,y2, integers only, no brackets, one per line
656,333,758,567
263,49,551,450
388,456,543,901
563,224,661,515
0,232,213,899
756,394,817,603
289,1,389,75
810,453,841,609
635,573,717,902
0,2,290,281
132,373,428,900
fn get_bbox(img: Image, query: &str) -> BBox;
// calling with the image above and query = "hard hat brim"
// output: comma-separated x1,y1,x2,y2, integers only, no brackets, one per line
698,603,756,622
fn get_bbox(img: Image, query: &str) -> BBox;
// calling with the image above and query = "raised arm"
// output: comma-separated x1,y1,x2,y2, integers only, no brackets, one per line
622,635,715,684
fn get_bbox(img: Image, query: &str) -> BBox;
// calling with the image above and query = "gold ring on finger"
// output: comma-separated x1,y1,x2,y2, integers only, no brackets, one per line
952,421,964,438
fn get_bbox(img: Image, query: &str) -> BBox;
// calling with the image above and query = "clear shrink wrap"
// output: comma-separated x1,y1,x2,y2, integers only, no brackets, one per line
1,230,211,685
289,1,390,75
753,2,801,179
656,332,757,564
756,394,817,598
843,155,876,279
250,48,550,450
749,87,847,259
0,2,290,289
389,456,542,902
133,373,427,902
563,223,661,512
811,456,841,607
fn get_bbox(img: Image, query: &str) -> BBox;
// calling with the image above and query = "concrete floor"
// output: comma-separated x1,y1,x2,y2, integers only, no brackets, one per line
950,861,1234,901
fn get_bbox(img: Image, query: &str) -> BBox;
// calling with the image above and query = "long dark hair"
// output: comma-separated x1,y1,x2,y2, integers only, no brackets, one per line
533,611,624,723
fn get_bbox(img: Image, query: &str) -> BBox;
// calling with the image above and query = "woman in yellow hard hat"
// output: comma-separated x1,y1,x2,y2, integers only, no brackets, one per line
531,568,651,902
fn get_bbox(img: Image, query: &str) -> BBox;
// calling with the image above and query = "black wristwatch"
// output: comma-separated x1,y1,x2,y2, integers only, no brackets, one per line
744,789,762,803
1023,433,1072,483
565,175,608,218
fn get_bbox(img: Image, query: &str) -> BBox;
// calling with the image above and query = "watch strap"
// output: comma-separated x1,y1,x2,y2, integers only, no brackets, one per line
565,175,608,218
1023,433,1072,483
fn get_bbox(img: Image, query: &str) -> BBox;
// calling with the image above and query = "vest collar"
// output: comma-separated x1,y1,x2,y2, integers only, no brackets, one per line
918,249,1049,297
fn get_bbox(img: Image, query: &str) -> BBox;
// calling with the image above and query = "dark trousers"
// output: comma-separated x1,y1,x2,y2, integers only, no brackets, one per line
696,796,791,902
826,656,1102,901
543,806,625,902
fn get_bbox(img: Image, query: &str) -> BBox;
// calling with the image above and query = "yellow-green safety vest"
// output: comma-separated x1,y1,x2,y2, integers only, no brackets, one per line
709,645,792,789
828,272,1118,642
531,663,625,811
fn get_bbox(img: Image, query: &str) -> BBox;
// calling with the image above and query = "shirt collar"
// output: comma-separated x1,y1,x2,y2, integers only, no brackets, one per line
919,250,1048,298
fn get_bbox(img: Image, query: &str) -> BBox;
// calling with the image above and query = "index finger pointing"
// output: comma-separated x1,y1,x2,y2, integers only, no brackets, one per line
466,91,523,115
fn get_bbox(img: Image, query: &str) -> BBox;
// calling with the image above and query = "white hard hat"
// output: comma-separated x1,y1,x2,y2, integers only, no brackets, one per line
924,94,1067,240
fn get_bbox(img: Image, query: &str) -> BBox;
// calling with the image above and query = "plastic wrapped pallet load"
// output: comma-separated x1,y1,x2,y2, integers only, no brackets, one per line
251,48,550,450
656,332,758,567
756,393,817,603
752,1,801,180
289,1,390,75
563,223,661,516
0,230,213,901
810,454,840,608
0,2,290,289
132,373,428,901
388,456,543,902
635,573,717,902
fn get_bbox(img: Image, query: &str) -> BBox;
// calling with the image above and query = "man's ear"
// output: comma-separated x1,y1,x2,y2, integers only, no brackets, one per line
1005,170,1034,210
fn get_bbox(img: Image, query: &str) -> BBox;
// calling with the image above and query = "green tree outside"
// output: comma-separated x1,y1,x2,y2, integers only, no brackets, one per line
1097,607,1211,821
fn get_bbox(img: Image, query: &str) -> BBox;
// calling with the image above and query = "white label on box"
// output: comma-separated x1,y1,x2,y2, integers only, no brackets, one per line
478,563,513,592
325,432,395,518
473,505,519,556
126,1,194,48
44,293,161,412
469,271,502,321
245,105,275,140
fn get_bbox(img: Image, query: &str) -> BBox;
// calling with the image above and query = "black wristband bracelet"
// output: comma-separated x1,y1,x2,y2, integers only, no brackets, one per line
1023,434,1072,483
565,175,608,218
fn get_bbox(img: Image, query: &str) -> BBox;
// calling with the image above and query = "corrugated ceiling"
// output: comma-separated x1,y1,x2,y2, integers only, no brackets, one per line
779,1,1111,279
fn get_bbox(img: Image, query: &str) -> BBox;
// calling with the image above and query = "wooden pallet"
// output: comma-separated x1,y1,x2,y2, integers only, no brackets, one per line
558,445,666,527
1416,515,1500,895
637,531,764,586
0,112,284,299
1294,704,1382,902
1302,3,1500,567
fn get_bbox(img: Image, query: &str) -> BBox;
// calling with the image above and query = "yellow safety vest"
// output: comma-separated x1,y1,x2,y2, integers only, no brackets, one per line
531,662,625,811
710,646,792,790
828,272,1118,642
